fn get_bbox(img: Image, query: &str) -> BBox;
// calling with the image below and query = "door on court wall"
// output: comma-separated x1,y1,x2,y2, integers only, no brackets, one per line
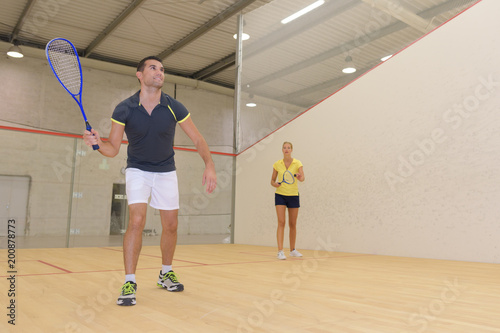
109,183,128,235
0,176,30,237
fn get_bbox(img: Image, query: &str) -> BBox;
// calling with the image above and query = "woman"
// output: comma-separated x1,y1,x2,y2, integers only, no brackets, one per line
271,141,305,260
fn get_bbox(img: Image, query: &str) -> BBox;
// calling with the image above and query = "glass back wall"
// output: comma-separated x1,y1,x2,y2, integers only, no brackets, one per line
0,128,232,249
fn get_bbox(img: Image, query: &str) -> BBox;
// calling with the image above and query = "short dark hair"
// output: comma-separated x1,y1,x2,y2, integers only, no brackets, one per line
136,56,163,72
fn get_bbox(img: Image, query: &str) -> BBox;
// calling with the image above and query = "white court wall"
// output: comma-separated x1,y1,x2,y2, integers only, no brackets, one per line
234,0,500,263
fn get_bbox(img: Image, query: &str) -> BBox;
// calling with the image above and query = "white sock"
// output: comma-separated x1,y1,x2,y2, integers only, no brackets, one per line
162,265,172,274
125,274,136,283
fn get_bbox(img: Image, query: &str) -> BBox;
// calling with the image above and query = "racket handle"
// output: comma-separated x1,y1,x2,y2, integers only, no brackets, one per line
85,121,100,150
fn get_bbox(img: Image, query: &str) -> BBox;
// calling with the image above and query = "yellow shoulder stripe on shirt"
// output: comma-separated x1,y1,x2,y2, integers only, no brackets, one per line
167,105,177,121
168,105,190,123
111,118,125,126
178,113,190,123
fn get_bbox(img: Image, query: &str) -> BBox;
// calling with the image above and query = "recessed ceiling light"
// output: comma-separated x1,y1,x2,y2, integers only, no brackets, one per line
381,55,393,61
233,33,250,41
246,102,257,107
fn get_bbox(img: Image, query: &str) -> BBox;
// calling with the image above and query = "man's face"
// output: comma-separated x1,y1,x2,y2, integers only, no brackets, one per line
137,59,165,88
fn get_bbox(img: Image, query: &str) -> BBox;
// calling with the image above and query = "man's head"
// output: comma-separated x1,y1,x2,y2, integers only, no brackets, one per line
136,56,163,72
136,56,164,88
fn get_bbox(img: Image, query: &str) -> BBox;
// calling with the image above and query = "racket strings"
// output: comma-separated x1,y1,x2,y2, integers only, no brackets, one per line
46,40,81,94
283,171,295,184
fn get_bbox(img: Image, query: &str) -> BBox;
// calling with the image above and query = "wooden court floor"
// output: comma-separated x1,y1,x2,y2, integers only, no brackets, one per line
1,244,499,333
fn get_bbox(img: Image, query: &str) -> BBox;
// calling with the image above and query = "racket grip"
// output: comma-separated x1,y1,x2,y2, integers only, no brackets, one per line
85,121,100,150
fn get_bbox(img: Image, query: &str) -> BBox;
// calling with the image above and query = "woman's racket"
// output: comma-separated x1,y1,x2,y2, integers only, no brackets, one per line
279,170,296,185
45,38,99,150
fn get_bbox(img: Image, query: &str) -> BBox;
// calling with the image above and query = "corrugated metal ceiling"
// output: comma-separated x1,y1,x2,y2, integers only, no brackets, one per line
0,0,481,108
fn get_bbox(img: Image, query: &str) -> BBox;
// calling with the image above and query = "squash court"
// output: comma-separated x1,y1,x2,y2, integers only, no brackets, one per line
2,1,500,332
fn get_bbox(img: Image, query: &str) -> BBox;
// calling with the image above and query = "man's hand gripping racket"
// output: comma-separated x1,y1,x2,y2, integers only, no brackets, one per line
45,38,99,150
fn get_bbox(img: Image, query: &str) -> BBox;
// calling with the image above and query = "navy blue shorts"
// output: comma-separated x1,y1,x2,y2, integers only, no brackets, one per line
275,193,300,208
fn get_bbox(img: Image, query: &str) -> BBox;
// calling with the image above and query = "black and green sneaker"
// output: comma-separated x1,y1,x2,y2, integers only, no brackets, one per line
157,270,184,292
116,281,137,306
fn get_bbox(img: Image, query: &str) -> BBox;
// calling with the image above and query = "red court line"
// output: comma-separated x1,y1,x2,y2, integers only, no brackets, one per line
136,254,209,266
0,253,371,277
37,260,73,273
100,247,209,265
238,251,370,259
0,125,83,139
100,247,124,253
173,258,209,265
100,247,122,252
178,253,373,268
0,272,71,278
0,125,236,156
0,263,200,278
174,146,236,156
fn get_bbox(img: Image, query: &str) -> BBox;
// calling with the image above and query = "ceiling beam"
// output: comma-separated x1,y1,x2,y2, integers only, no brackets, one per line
9,0,38,43
361,0,435,33
192,54,235,80
84,0,147,58
280,67,371,102
420,0,478,17
156,0,259,60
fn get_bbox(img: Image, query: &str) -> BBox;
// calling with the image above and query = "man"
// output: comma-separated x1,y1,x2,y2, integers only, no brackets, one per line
83,56,217,306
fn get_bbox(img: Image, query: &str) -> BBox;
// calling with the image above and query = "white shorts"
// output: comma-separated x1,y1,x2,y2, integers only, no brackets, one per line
125,168,179,210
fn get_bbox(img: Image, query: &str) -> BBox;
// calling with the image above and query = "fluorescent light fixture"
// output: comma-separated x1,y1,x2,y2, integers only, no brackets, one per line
281,0,325,24
381,54,393,61
233,33,250,40
7,45,24,58
246,102,257,107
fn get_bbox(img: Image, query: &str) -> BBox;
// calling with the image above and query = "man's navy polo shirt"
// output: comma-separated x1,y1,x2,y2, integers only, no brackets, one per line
111,90,190,172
